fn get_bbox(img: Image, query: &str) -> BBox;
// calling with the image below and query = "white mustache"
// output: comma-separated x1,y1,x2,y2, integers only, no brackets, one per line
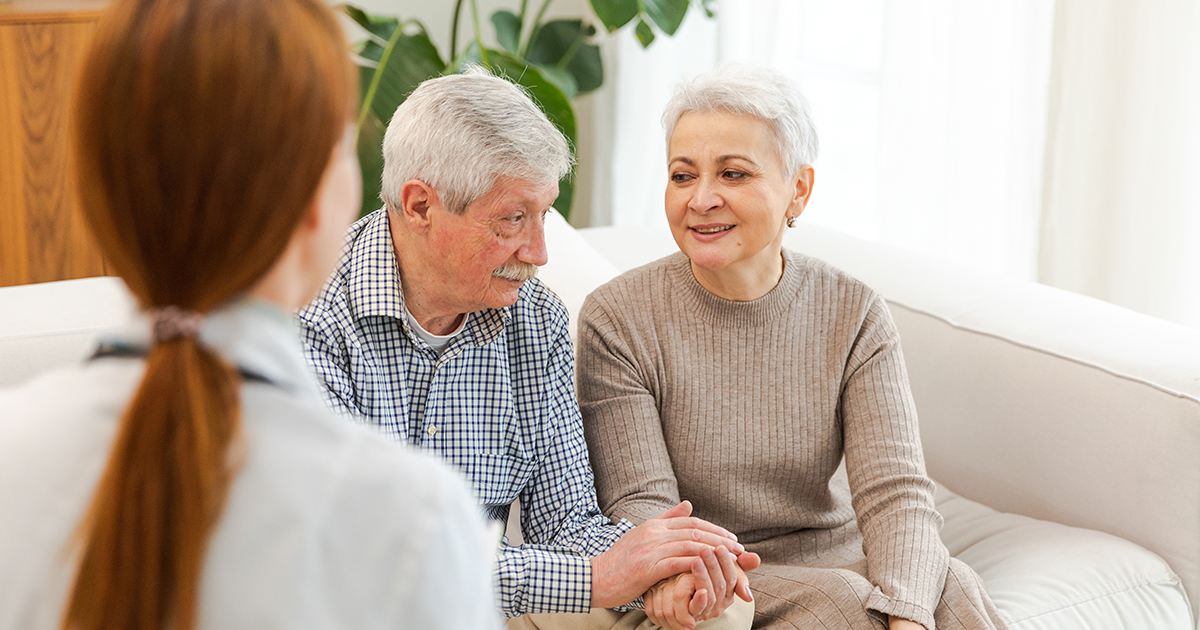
493,262,539,282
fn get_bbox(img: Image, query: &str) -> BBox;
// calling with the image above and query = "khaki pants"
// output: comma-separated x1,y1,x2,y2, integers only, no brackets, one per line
507,597,754,630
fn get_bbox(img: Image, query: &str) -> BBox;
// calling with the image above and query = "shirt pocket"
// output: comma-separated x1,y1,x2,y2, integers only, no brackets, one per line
447,452,537,509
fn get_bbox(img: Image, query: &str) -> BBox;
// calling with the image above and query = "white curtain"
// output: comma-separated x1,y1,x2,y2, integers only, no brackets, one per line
1040,0,1200,327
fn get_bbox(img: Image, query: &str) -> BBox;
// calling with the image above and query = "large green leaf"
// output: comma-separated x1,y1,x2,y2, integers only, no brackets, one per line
356,114,387,216
347,6,445,216
452,47,579,218
526,19,587,64
535,63,579,99
362,25,444,127
527,20,603,95
339,4,399,42
590,0,638,32
354,39,386,63
567,44,603,94
643,0,688,36
352,40,385,109
491,10,522,54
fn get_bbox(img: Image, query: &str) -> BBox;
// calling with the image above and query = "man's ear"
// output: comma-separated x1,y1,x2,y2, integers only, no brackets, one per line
396,179,441,232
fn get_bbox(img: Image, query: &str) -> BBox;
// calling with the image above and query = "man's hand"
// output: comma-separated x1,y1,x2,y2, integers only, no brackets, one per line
888,616,926,630
590,501,747,609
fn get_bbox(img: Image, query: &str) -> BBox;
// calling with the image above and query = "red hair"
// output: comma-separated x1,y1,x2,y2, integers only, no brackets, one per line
67,1,355,628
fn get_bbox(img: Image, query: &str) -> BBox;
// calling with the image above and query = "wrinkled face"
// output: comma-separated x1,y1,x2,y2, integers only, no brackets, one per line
666,111,802,276
427,178,557,313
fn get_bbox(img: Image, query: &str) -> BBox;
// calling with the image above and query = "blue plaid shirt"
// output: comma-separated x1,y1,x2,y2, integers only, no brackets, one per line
298,209,634,617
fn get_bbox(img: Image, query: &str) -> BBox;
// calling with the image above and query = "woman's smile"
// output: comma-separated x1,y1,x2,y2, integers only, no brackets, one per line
690,223,736,240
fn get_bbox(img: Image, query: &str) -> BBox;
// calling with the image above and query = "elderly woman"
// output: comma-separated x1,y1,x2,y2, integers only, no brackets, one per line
578,66,1007,630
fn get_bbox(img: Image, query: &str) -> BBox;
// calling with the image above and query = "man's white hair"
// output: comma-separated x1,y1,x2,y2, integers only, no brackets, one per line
662,65,819,176
381,66,572,214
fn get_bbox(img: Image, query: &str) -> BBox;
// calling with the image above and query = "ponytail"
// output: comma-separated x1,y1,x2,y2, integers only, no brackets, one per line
65,340,239,630
64,0,355,628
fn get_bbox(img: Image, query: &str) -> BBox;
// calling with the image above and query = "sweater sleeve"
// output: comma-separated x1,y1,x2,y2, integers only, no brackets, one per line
576,292,681,526
840,295,948,629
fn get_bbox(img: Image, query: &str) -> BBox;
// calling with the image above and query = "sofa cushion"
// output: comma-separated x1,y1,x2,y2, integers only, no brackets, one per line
938,483,1192,629
0,277,134,388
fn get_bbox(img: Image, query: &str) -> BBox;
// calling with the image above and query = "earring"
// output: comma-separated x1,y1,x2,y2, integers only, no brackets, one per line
787,216,798,228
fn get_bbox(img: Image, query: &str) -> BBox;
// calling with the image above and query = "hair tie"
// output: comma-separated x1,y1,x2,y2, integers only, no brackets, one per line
152,306,205,342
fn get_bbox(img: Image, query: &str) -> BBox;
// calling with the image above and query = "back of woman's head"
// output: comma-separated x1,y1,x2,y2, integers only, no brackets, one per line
67,0,354,629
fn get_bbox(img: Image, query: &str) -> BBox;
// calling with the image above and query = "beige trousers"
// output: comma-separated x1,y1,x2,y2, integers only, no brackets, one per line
507,597,755,630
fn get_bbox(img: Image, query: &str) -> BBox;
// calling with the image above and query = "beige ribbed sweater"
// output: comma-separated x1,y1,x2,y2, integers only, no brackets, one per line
578,249,949,626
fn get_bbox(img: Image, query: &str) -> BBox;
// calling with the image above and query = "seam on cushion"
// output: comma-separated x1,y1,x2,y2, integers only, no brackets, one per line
1003,577,1186,623
887,301,1200,406
0,326,118,342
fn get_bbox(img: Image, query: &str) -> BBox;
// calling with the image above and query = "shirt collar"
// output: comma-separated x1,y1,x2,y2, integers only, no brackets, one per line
346,208,512,348
345,208,407,321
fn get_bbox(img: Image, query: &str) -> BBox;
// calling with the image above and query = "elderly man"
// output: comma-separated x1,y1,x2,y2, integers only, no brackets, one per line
299,69,757,629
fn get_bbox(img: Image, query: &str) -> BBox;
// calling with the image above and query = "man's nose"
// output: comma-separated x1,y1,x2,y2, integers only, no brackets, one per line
517,212,549,267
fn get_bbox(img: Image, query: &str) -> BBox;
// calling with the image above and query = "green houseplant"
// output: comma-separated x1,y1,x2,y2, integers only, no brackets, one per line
342,0,713,220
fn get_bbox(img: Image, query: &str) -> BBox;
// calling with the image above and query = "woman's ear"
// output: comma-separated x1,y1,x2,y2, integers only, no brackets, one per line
793,165,815,213
786,165,815,223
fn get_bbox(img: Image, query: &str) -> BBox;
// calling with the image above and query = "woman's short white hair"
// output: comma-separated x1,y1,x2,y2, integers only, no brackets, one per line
381,66,572,214
662,65,818,176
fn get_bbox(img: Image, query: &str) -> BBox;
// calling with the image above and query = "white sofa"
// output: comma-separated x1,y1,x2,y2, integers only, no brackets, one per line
3,213,1198,630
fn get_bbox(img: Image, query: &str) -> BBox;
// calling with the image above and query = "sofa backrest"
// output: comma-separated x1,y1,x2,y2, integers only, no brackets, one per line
576,223,1200,623
5,217,1198,621
0,277,134,388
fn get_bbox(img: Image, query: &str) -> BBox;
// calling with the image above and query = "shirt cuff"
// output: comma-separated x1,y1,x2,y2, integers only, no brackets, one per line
499,545,593,617
613,595,645,612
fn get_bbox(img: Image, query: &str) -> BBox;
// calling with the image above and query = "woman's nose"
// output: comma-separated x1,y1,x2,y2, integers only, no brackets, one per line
688,178,722,213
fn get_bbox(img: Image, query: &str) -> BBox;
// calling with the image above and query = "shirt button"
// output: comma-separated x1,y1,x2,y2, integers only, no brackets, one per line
426,425,438,436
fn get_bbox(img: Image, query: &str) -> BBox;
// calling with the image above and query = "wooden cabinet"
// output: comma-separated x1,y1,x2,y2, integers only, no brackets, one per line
1,0,110,287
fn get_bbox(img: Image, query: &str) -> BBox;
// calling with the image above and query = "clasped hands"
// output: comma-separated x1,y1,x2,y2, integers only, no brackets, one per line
591,501,761,630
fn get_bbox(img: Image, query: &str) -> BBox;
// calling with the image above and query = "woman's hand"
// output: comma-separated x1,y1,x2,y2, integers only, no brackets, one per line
888,615,927,630
644,552,759,630
644,571,707,630
690,544,756,620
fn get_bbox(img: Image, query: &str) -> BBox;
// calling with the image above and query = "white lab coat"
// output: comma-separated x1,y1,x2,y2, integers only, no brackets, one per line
0,300,497,629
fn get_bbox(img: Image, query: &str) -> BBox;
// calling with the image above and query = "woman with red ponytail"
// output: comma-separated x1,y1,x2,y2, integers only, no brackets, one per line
0,1,496,628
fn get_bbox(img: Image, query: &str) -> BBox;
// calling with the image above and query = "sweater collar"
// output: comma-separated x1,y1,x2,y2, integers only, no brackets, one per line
668,249,806,327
